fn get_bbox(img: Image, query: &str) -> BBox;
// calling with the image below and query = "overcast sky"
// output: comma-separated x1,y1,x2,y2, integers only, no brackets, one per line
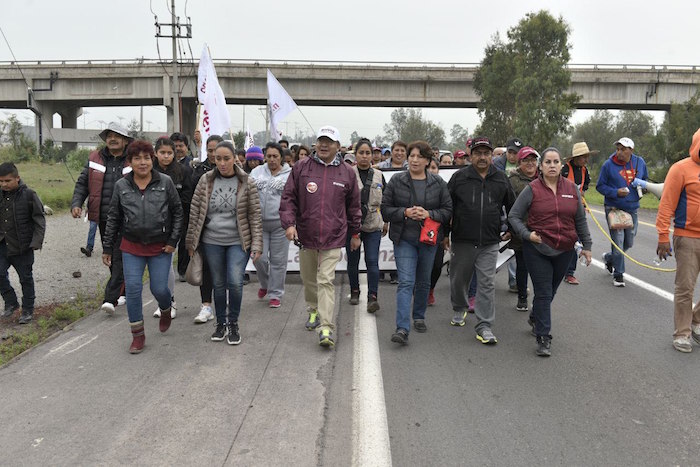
2,0,698,145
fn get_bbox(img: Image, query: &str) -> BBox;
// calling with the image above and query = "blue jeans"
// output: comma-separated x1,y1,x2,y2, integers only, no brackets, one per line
0,242,35,313
393,238,437,333
122,251,172,323
604,207,638,276
86,221,98,250
346,230,382,297
202,243,248,324
522,242,572,337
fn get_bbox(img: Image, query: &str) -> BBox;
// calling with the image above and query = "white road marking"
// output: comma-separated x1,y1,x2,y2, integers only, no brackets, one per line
590,259,674,302
352,276,392,467
65,335,99,354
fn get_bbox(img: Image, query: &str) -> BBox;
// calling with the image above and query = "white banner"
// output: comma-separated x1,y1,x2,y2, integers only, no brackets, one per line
244,167,514,272
266,69,297,142
244,124,255,151
197,45,231,160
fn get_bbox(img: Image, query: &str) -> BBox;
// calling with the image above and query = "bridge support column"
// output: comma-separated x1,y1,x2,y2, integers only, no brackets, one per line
33,101,58,152
181,99,198,139
57,106,81,152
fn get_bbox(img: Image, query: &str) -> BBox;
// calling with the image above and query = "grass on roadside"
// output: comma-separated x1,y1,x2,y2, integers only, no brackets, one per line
0,290,102,366
15,161,79,212
584,187,659,210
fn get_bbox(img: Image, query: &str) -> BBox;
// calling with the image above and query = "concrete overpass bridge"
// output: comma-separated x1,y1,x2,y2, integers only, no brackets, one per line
0,59,698,148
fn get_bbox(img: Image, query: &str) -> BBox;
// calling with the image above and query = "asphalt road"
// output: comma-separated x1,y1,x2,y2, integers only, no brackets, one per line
2,207,699,466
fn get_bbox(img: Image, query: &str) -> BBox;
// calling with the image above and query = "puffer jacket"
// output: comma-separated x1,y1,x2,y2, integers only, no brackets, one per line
448,164,515,246
279,155,361,250
186,165,263,253
507,169,537,251
381,171,453,244
102,170,184,255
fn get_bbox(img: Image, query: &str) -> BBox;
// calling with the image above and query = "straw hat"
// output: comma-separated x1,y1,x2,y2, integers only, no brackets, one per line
566,142,599,161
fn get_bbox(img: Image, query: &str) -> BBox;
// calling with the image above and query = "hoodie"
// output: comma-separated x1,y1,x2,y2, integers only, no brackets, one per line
656,128,700,243
249,162,292,223
596,152,649,211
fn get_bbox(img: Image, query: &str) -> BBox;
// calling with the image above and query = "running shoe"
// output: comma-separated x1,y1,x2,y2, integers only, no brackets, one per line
451,310,467,327
476,327,498,345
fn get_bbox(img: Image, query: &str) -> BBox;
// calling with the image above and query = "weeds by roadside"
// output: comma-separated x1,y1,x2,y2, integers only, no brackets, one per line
0,291,102,366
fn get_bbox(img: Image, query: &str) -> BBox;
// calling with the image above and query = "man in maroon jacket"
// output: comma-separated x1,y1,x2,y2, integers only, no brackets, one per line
280,125,362,348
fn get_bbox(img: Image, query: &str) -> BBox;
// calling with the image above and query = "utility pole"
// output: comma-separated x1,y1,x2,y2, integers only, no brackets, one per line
154,1,192,134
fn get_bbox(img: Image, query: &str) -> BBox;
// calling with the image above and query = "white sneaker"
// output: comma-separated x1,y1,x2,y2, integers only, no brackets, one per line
100,302,115,315
194,305,214,324
153,301,177,318
673,337,693,353
117,296,126,306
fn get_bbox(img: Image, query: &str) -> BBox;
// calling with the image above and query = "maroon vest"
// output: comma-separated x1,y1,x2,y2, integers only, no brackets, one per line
86,151,131,221
527,177,580,251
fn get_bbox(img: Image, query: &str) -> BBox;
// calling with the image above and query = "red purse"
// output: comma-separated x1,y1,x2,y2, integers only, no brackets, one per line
420,217,441,246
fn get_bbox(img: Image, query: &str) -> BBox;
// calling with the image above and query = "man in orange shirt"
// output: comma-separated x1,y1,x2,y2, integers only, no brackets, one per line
656,128,700,353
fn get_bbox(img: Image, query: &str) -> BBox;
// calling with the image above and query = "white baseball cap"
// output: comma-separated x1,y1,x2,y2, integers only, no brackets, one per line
614,137,634,149
317,125,341,143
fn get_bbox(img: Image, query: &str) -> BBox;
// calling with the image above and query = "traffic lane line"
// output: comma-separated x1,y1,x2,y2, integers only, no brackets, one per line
589,259,674,302
352,276,392,467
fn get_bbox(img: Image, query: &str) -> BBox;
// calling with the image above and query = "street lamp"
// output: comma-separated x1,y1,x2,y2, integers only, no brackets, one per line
82,110,89,129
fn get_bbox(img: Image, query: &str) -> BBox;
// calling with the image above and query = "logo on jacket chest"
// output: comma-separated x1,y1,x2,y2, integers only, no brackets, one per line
306,182,318,194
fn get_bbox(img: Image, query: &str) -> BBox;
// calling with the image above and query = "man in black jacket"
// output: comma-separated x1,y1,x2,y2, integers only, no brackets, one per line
71,122,132,315
447,136,515,344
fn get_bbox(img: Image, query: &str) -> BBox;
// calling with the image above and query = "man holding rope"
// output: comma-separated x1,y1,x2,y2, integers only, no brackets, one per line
596,137,649,287
656,128,700,353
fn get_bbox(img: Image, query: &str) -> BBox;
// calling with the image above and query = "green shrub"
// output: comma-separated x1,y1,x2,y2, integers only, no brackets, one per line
66,148,90,171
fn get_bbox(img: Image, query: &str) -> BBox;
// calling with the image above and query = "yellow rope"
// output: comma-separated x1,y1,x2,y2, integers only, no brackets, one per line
581,197,676,272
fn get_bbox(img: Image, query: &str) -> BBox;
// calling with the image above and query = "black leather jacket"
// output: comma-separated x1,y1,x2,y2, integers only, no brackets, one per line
102,170,184,254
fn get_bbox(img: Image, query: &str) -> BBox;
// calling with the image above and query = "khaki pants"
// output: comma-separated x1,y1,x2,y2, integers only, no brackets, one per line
673,236,700,338
299,248,342,334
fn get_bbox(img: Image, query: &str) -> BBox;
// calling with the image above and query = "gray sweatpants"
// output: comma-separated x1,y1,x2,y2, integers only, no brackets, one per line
253,220,290,300
449,242,499,332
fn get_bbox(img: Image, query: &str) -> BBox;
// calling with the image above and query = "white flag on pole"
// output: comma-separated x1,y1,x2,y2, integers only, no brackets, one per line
267,69,297,143
197,44,230,161
244,124,255,151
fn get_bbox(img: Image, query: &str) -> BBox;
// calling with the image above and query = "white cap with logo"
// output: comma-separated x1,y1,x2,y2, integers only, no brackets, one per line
317,125,341,143
614,137,634,149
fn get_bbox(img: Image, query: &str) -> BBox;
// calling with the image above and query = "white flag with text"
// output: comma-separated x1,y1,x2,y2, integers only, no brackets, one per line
267,69,297,142
197,44,230,160
244,124,255,151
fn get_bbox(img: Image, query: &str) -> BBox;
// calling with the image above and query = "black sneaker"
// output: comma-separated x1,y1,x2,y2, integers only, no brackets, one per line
613,274,625,287
528,317,536,336
349,289,360,305
243,274,250,285
391,329,408,344
367,294,380,313
227,322,241,345
18,310,33,324
80,247,92,257
536,336,552,357
516,296,528,312
211,322,227,341
2,304,19,318
602,253,613,275
413,319,427,333
390,272,399,284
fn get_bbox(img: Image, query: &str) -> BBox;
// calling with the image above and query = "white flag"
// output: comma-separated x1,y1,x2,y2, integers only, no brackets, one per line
197,45,230,161
267,69,297,143
244,124,255,151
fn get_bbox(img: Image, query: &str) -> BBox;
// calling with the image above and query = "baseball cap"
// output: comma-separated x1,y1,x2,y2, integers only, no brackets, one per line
99,122,133,142
469,136,494,151
614,137,634,149
517,146,538,161
454,150,466,159
317,125,341,143
343,153,356,164
465,138,473,149
381,148,391,155
506,138,524,153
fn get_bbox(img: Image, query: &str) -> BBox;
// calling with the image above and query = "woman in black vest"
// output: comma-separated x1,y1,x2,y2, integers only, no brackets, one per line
346,138,388,313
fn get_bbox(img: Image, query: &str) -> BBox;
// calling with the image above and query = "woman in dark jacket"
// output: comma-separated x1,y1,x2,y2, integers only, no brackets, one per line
508,147,592,357
507,146,539,313
103,140,184,354
381,141,452,345
152,136,193,319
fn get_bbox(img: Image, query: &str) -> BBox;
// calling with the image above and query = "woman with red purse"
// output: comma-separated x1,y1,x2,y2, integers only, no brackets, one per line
381,141,452,345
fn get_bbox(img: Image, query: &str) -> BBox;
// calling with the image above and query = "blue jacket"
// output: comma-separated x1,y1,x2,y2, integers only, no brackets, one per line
596,153,648,212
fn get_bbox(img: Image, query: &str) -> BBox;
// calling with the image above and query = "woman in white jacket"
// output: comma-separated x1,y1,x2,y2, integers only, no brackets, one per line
250,142,292,308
